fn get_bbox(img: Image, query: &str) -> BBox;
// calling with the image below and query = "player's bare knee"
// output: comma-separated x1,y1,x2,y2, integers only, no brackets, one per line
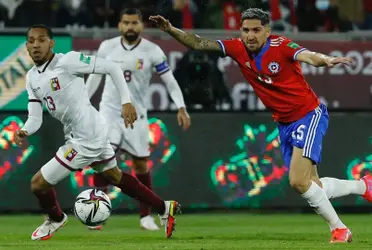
289,169,312,193
132,157,148,174
289,176,307,192
31,171,52,193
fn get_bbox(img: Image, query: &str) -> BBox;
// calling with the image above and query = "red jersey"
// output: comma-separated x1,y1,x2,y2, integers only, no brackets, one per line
218,35,319,123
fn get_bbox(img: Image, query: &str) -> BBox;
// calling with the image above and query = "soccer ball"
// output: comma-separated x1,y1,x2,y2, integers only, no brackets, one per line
74,189,112,226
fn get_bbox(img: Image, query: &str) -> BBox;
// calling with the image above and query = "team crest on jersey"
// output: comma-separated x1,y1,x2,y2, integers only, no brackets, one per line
136,59,144,70
64,147,78,161
268,62,280,74
50,77,60,91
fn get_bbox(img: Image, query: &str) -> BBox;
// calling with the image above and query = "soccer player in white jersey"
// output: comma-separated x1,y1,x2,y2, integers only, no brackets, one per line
15,24,181,240
86,8,190,231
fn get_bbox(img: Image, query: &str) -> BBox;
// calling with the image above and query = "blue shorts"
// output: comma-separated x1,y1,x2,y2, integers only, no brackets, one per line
278,103,329,168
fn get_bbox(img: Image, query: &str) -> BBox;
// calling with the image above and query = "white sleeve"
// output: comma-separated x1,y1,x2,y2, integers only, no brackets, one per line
85,74,102,98
22,74,43,135
59,51,97,74
85,40,110,98
93,57,131,104
151,46,171,75
21,102,43,135
60,51,131,104
160,70,186,109
25,73,41,102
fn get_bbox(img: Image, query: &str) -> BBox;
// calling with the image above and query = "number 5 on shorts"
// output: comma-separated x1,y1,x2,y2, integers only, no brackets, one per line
292,125,306,141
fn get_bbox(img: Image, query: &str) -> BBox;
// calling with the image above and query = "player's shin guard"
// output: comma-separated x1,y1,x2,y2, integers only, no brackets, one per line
33,188,64,222
116,171,165,214
136,172,152,218
302,181,346,231
93,172,110,194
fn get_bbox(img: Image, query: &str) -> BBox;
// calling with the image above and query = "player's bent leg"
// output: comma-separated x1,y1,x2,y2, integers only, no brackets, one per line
102,166,180,238
92,172,111,193
311,162,369,201
88,143,121,231
132,156,159,231
320,176,367,200
87,172,112,231
92,142,120,194
31,158,69,241
289,147,351,243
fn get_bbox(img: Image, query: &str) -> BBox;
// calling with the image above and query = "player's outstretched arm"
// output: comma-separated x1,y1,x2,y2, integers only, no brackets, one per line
60,51,132,105
92,57,138,128
59,51,137,128
85,40,109,98
296,50,353,68
149,15,222,52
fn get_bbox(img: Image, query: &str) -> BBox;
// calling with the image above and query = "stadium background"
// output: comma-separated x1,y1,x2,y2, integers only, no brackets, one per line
1,0,372,213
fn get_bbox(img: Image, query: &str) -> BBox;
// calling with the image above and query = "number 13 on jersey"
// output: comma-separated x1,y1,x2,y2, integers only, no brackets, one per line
44,96,56,111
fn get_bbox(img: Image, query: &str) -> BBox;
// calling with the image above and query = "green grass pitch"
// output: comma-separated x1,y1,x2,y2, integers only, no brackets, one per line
0,213,370,249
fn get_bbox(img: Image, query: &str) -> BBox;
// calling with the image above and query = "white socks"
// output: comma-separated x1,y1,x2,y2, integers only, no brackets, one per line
320,177,366,199
302,181,346,231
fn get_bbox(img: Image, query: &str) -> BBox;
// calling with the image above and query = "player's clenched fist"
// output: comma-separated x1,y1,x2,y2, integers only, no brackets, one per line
15,130,28,148
122,103,137,129
149,15,172,32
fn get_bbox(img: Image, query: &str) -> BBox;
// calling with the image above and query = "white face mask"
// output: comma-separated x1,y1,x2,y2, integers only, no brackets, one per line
316,0,330,11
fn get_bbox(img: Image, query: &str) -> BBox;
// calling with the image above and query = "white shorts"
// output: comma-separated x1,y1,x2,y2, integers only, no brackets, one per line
102,110,150,158
41,141,117,185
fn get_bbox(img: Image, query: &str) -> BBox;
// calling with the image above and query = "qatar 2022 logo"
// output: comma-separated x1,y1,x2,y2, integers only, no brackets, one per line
70,118,176,208
210,124,288,207
0,116,35,181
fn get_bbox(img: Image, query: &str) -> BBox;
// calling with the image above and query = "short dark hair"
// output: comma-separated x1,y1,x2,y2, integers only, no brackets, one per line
241,8,270,26
26,24,53,39
120,8,142,20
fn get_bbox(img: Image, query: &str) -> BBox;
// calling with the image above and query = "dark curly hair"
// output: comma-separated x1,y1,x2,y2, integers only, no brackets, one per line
241,8,270,26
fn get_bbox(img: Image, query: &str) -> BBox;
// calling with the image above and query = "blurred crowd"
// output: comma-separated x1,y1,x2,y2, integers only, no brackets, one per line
0,0,371,32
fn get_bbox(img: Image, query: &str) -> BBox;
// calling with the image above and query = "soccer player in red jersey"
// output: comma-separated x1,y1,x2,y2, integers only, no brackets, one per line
150,8,372,243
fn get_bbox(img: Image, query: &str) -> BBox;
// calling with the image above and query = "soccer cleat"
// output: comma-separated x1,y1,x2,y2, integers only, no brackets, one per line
31,213,68,240
140,215,160,231
159,200,181,238
87,225,103,230
330,228,352,243
361,175,372,202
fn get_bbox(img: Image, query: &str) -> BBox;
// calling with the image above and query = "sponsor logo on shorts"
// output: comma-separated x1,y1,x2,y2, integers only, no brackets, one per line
64,148,78,161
